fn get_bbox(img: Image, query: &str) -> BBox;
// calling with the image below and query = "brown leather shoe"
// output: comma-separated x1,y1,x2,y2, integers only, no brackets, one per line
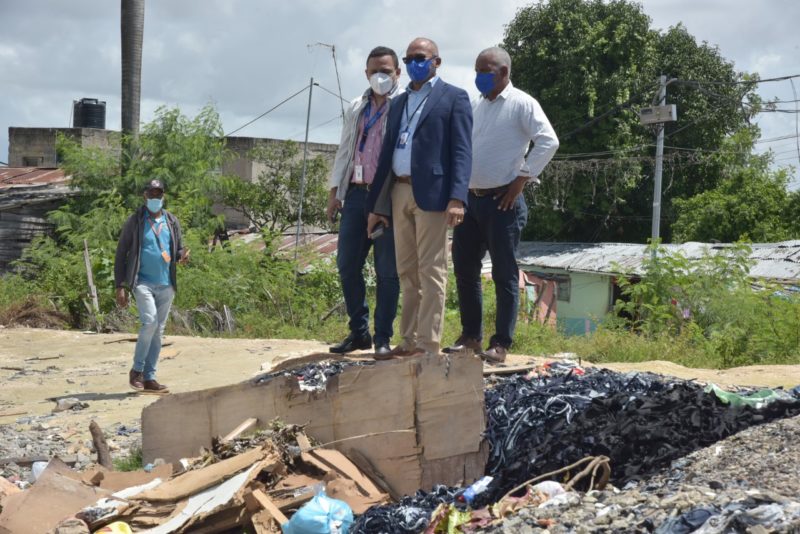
442,335,482,354
129,369,144,390
142,380,170,394
373,345,425,361
481,344,507,364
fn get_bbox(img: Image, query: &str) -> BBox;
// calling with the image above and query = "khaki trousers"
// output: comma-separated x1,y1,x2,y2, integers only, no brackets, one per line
391,182,449,353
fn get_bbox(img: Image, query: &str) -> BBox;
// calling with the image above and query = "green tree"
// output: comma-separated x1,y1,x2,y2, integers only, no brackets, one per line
503,0,759,242
220,140,328,233
671,128,795,242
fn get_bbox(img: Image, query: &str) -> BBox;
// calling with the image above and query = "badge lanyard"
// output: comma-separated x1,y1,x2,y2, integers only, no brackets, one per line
397,94,429,149
353,100,387,183
358,100,387,153
147,215,171,264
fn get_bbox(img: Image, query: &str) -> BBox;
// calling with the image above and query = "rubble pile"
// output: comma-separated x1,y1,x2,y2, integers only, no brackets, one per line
481,365,800,504
353,362,800,533
0,421,388,533
3,357,800,533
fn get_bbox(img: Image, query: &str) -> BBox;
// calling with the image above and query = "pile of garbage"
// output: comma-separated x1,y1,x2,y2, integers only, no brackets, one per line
354,361,800,533
0,422,388,533
3,357,800,533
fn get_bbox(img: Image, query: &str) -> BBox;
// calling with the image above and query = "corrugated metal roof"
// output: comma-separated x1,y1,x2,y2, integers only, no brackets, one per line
514,241,800,282
226,231,340,256
0,167,70,189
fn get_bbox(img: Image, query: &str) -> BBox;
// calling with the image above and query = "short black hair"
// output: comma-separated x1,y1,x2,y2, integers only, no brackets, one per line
367,46,399,69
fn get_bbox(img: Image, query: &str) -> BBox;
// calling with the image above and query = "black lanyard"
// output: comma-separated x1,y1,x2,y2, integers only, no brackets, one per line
358,100,387,152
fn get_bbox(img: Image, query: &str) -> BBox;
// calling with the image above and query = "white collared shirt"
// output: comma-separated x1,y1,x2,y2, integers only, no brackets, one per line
470,82,559,189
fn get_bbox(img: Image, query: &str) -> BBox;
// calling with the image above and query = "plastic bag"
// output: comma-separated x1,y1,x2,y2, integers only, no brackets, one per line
705,383,791,409
95,522,133,534
282,491,353,534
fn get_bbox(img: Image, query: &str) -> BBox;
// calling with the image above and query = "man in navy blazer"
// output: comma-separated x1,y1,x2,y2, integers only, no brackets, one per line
366,37,473,357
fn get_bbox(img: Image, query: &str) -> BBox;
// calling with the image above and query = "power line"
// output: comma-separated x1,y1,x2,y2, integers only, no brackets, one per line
673,74,800,86
789,78,800,166
316,84,350,104
225,85,310,137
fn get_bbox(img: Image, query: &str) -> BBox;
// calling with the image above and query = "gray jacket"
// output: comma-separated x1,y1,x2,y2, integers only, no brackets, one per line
114,206,185,291
328,84,403,209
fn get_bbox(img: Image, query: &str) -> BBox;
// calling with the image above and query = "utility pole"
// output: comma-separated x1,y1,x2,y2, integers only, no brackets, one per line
294,77,315,264
638,75,677,245
652,75,666,243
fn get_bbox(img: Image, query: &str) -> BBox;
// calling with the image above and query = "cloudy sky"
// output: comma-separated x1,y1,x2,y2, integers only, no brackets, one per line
1,0,798,187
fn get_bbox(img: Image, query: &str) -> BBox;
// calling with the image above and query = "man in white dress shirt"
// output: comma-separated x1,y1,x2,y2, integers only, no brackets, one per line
445,46,559,363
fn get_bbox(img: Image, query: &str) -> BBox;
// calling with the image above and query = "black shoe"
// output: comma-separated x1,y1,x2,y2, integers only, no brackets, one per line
329,332,372,354
374,342,391,357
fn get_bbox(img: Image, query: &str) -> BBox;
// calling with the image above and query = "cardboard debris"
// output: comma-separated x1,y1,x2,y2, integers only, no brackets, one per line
221,417,258,443
143,462,261,534
0,458,110,534
82,464,173,492
0,354,480,533
142,353,486,496
135,446,271,503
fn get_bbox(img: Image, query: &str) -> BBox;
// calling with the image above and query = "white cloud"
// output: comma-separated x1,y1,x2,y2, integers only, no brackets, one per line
1,0,797,187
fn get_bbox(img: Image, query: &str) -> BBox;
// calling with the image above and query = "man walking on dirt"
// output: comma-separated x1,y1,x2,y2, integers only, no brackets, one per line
114,179,190,393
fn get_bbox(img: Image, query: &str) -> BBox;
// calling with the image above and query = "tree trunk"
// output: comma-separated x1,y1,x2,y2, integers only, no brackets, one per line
121,0,144,145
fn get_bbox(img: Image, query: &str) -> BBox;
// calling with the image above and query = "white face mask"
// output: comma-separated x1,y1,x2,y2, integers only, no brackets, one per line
369,72,394,96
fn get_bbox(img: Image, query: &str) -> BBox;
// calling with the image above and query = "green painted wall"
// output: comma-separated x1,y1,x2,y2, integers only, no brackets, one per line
525,268,612,335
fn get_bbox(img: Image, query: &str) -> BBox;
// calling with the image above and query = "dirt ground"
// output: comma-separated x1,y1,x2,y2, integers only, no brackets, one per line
1,326,799,446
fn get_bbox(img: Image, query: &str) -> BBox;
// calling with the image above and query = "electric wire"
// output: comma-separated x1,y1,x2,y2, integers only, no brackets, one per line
224,85,310,137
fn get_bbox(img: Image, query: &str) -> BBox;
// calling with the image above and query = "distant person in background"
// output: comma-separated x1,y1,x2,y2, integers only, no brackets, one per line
327,46,403,357
446,46,558,363
114,179,190,393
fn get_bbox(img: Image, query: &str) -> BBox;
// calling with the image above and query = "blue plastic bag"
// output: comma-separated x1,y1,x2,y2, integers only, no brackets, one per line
282,491,353,534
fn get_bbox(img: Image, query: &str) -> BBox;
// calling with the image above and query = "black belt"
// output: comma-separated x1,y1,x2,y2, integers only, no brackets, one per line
394,175,412,184
470,185,509,197
349,183,370,191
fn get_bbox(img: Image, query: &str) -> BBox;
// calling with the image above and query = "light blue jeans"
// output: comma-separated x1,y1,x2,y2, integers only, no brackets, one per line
132,283,175,381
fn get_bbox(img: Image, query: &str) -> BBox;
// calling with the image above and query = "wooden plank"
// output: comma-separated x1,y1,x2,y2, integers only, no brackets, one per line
247,489,288,526
221,417,258,443
483,363,538,376
310,448,383,497
0,455,77,467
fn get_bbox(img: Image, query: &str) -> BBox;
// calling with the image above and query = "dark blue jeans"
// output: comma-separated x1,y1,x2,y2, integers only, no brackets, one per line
336,187,399,345
452,192,527,348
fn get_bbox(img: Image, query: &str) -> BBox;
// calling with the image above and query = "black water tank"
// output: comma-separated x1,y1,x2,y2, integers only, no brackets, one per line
73,98,106,129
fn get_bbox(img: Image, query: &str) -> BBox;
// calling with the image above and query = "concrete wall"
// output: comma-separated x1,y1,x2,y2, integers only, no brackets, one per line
8,127,117,167
220,136,338,229
523,267,613,335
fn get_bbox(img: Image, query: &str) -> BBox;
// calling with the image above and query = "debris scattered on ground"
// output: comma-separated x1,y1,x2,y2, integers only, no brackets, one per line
0,417,388,533
3,353,800,533
53,397,90,413
257,359,375,392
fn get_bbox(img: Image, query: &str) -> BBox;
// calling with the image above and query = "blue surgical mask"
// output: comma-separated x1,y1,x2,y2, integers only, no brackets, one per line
475,72,496,96
146,198,163,213
407,58,433,83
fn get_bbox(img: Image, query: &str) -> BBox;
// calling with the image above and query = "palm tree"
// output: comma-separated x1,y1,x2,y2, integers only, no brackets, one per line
121,0,144,141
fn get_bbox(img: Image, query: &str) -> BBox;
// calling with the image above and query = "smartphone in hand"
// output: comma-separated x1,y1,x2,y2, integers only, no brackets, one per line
370,222,386,239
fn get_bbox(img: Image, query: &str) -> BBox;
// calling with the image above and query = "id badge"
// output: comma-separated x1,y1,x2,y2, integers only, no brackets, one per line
397,131,409,149
354,165,364,183
161,250,171,264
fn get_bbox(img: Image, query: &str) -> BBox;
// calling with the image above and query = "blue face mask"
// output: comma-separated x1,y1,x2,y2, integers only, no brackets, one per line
407,58,433,83
475,72,496,96
146,198,163,213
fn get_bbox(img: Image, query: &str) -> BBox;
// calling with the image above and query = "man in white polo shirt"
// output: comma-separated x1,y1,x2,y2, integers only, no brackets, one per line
446,46,559,363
